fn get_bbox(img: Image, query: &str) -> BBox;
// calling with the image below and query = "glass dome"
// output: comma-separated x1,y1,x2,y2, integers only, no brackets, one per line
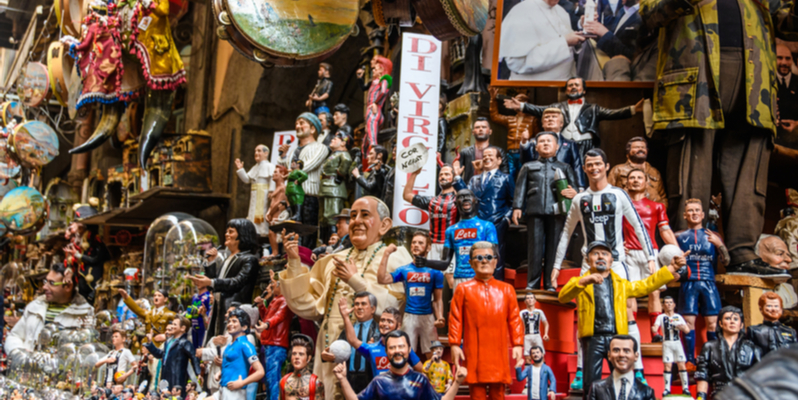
140,212,192,298
162,218,219,303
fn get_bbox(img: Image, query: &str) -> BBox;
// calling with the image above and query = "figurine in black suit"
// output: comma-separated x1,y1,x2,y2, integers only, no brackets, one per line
188,218,261,342
504,78,643,158
352,145,390,200
776,44,798,124
453,118,508,184
512,132,578,291
145,317,201,397
453,146,515,279
587,335,656,400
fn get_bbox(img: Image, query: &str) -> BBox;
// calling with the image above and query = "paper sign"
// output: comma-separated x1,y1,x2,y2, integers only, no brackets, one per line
396,142,429,174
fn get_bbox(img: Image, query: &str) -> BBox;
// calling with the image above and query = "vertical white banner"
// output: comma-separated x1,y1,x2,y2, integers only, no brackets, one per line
271,130,298,165
392,33,442,228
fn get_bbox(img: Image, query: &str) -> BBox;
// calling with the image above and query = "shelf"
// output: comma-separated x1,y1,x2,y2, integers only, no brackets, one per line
79,187,230,227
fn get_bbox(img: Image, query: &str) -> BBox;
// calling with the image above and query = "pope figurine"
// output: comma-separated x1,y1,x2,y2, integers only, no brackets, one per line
235,145,275,235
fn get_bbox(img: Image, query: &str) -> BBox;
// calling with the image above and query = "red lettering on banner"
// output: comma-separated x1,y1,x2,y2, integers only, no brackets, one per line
454,228,478,240
406,83,435,100
407,272,431,283
401,136,429,147
409,100,430,117
399,207,430,225
404,117,431,135
412,55,432,71
410,37,438,54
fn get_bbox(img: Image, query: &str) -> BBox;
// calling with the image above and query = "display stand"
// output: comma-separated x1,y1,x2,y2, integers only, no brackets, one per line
714,273,791,326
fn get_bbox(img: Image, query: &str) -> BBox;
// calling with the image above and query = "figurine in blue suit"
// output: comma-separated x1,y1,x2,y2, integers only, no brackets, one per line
520,108,587,190
453,146,515,279
516,346,557,400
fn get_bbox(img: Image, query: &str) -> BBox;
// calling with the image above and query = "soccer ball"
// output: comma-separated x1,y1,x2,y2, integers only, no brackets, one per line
329,340,351,364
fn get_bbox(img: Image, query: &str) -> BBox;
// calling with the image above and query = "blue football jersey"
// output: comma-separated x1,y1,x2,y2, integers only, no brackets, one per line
444,217,498,279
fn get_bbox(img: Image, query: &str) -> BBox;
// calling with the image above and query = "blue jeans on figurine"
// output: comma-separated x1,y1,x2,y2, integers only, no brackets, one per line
262,345,288,400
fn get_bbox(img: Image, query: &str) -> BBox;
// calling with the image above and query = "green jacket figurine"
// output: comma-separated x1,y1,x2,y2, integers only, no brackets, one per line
286,168,308,221
320,149,352,226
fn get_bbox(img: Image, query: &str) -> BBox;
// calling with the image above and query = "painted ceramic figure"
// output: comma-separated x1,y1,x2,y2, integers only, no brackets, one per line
488,86,538,179
307,63,333,113
63,204,110,304
286,160,308,222
652,296,691,397
279,335,324,400
608,137,667,207
319,132,353,242
235,145,276,235
218,308,265,400
357,56,392,171
403,164,459,261
746,292,797,356
586,336,657,400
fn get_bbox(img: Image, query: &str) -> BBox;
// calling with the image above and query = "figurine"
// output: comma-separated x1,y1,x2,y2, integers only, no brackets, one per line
278,196,412,400
423,341,453,394
651,296,691,397
332,208,352,251
416,189,497,290
130,0,188,170
746,292,797,356
520,292,550,363
61,0,125,154
453,146,515,280
352,145,389,200
63,203,111,304
453,118,508,183
188,218,260,340
378,236,445,358
332,104,353,144
512,132,578,290
675,199,729,366
278,113,328,247
621,168,677,341
95,329,136,385
286,160,309,221
558,240,680,394
319,132,353,244
695,306,761,399
255,273,294,400
316,110,334,148
217,309,264,400
313,234,340,261
145,317,201,397
279,335,324,400
586,335,657,400
334,331,467,400
333,300,424,379
449,241,524,400
774,201,797,271
516,346,556,400
356,56,392,170
235,145,276,236
437,96,447,156
119,288,175,345
608,137,667,207
329,292,381,393
504,78,644,158
519,108,586,189
184,285,211,349
307,63,333,113
402,165,459,261
755,235,797,308
265,170,290,258
550,149,656,292
639,0,794,278
488,87,538,179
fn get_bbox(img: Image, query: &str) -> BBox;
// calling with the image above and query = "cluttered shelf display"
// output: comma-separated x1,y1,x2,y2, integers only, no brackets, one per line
0,0,796,399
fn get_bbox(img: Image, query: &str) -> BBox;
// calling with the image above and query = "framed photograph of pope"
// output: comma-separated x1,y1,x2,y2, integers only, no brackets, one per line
491,0,656,87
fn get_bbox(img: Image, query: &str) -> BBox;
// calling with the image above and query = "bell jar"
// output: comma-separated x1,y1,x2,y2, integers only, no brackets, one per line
162,218,219,303
140,212,192,298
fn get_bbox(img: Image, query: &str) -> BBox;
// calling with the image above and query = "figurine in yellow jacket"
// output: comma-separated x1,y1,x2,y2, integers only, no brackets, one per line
558,240,682,394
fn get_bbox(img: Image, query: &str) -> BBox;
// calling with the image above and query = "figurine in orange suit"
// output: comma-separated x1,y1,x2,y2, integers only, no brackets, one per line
449,241,525,400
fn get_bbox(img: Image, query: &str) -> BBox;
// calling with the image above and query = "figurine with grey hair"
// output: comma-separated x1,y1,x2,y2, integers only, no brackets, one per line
756,234,797,309
235,145,276,235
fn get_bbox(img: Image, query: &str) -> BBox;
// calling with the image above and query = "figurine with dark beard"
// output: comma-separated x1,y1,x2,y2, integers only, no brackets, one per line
403,165,459,261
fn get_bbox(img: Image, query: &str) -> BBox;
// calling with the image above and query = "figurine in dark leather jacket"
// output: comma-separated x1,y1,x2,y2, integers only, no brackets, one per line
512,132,578,291
352,145,389,200
189,218,261,341
696,306,762,399
520,108,587,189
715,344,797,400
145,317,201,397
587,335,656,400
746,292,797,356
453,146,515,280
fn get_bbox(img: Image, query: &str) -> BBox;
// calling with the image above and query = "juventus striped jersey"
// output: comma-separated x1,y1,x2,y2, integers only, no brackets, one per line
412,192,459,244
553,185,655,270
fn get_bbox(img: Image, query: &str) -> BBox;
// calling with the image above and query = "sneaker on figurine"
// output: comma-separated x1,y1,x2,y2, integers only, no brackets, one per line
635,370,647,385
663,389,671,397
570,371,583,390
726,258,791,277
682,388,692,396
652,334,663,343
